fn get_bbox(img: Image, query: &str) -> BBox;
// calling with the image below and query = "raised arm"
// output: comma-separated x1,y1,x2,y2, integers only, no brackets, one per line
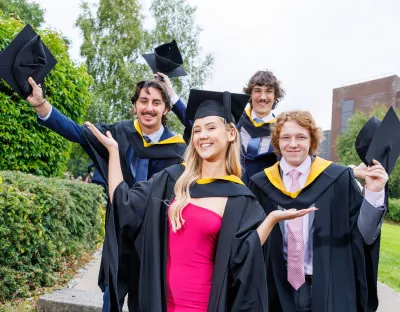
155,72,186,125
356,159,388,245
26,77,86,144
85,122,122,202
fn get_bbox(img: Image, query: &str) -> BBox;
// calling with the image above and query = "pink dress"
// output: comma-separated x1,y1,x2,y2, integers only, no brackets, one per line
167,203,222,312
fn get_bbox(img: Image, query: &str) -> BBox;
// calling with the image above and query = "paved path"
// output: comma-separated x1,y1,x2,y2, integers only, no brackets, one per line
70,249,102,293
72,249,400,311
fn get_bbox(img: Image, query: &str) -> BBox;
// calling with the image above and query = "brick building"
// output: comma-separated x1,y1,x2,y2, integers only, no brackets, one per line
329,75,400,161
319,130,331,160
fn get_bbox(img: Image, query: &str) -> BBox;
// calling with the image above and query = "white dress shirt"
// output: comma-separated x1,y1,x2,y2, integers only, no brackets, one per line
142,125,164,144
279,156,385,275
240,110,274,154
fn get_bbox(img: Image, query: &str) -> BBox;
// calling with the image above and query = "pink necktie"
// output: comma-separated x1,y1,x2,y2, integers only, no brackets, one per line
287,169,305,290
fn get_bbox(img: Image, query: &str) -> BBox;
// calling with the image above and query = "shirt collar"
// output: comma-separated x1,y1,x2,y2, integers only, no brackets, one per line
142,124,165,144
251,110,274,123
280,155,312,177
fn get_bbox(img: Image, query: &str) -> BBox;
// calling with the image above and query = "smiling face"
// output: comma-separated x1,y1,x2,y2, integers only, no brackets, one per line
278,120,311,167
191,116,236,162
133,87,168,134
250,85,275,118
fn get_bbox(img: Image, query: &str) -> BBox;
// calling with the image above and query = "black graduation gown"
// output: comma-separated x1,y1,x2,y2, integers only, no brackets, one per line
81,119,186,291
106,164,269,312
236,109,277,185
249,157,380,312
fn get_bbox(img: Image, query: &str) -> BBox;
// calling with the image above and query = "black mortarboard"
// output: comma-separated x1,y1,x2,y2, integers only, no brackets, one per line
355,116,381,166
142,40,186,78
0,24,57,99
356,107,400,175
183,89,249,142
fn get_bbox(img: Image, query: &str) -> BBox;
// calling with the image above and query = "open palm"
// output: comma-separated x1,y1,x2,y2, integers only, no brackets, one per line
269,207,317,223
85,121,118,151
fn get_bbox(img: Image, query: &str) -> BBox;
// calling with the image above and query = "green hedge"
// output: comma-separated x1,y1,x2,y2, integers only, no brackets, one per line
0,13,93,177
387,198,400,222
0,170,105,301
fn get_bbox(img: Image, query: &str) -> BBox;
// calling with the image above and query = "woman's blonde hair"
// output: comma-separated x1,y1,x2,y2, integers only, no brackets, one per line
169,119,242,232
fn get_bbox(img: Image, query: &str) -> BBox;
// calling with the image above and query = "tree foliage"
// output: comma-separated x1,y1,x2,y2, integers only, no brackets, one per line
0,14,93,177
0,0,44,28
149,0,214,100
337,105,400,198
75,0,148,124
76,0,214,134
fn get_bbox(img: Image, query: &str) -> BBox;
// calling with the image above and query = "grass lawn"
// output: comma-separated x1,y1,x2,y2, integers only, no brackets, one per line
378,222,400,292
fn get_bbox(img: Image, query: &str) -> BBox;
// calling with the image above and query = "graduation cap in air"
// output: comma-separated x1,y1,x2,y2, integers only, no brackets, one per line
0,24,57,99
142,40,186,78
355,107,400,175
183,89,250,142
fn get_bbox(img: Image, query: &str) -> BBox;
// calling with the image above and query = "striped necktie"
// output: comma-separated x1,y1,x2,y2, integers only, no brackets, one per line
287,169,305,290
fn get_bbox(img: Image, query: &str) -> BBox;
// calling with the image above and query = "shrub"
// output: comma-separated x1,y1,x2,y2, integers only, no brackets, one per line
0,170,105,301
387,198,400,223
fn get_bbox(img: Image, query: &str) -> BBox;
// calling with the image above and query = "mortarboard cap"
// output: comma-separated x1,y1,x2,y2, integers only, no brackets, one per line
355,116,381,166
183,89,249,142
356,107,400,175
142,40,186,78
0,24,57,99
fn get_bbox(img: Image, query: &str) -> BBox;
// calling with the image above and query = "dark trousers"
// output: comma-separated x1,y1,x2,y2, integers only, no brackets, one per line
292,277,312,312
102,286,109,312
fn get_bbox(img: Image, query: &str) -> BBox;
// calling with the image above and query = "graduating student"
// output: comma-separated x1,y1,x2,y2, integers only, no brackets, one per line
87,90,315,311
250,110,390,312
237,70,285,184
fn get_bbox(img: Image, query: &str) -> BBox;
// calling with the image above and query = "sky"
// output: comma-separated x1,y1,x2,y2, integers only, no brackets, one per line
35,0,400,130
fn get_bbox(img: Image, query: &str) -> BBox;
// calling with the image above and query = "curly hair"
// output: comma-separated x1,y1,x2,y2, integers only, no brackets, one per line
270,111,324,156
243,70,285,110
130,80,172,125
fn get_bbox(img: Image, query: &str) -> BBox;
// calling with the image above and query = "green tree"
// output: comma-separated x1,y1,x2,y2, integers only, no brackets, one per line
76,0,148,124
75,0,214,133
149,0,214,101
337,105,400,198
0,14,93,177
148,0,214,134
0,0,44,28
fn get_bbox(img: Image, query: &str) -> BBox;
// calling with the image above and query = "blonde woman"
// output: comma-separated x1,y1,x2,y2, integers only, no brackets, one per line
87,90,315,312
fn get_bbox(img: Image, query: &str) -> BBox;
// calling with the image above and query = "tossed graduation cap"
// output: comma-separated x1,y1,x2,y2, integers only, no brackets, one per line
355,107,400,175
0,24,57,99
142,40,186,78
183,89,249,142
355,116,381,165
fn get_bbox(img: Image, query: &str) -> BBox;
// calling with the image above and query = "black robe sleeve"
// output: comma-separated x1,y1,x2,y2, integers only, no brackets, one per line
106,171,163,312
229,198,269,311
81,122,116,186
